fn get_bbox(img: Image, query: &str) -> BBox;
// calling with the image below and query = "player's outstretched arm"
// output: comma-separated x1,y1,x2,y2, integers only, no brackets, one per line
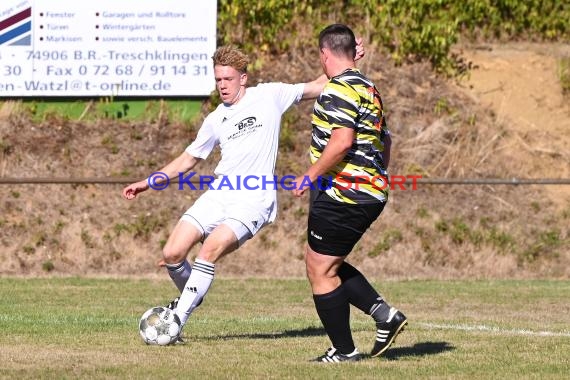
122,152,202,200
302,74,329,100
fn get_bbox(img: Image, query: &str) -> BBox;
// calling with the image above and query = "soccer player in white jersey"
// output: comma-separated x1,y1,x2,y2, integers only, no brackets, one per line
122,43,364,339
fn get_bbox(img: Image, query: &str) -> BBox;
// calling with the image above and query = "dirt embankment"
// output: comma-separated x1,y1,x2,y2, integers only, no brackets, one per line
0,43,568,279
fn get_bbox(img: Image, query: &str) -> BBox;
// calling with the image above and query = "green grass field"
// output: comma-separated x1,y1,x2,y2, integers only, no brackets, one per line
0,278,568,379
8,99,203,123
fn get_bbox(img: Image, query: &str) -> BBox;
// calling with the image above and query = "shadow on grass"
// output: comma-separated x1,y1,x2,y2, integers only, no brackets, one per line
202,326,326,341
374,341,455,360
202,328,455,359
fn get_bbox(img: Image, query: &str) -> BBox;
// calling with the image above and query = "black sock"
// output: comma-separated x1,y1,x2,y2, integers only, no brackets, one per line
313,285,355,355
370,299,391,322
338,262,386,314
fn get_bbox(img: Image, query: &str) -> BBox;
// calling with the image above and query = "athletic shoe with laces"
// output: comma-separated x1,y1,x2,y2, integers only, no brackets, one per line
165,296,202,310
371,306,407,357
312,347,362,363
165,297,180,310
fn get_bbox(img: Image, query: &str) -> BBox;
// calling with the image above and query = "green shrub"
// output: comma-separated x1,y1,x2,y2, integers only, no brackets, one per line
217,0,570,75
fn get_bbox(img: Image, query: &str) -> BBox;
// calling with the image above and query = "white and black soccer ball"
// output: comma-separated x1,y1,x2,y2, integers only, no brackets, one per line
138,306,181,346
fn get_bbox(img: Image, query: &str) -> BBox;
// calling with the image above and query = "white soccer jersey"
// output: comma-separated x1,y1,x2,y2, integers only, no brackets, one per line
184,82,304,226
186,82,304,176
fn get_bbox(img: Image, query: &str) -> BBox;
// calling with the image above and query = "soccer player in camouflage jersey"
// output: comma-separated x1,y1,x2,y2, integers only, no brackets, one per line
293,24,407,363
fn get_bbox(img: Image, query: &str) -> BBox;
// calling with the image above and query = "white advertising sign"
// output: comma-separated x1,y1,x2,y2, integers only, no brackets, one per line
0,0,217,97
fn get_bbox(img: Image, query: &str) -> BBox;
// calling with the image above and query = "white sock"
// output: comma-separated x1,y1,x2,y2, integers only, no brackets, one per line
175,258,215,326
165,260,192,292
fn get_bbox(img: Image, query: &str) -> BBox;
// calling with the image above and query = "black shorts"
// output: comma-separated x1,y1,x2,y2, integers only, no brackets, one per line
307,190,385,256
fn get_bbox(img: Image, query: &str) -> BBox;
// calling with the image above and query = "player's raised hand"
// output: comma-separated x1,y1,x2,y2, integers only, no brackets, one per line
355,37,365,61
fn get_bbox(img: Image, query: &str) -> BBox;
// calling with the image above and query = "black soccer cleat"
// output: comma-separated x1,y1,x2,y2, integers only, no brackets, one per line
371,307,407,357
312,347,362,363
165,297,180,310
165,296,202,311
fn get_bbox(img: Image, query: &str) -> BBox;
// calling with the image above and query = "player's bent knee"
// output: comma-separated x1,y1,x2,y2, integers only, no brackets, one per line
162,246,186,265
305,261,329,284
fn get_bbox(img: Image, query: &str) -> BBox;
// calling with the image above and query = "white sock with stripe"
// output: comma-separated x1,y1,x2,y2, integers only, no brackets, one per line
175,258,215,326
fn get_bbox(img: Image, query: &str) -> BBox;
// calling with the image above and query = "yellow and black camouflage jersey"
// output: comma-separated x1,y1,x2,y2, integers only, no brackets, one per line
310,68,390,204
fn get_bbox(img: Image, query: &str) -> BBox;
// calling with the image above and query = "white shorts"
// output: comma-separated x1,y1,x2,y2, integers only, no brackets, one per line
180,188,276,247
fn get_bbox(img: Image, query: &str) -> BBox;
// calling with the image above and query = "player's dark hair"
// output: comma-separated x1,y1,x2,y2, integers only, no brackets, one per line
318,24,356,60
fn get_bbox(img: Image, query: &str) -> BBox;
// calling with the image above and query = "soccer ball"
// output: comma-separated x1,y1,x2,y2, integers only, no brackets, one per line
138,306,181,346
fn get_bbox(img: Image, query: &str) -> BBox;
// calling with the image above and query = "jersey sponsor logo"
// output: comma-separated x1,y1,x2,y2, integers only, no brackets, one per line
236,116,256,130
227,116,262,141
